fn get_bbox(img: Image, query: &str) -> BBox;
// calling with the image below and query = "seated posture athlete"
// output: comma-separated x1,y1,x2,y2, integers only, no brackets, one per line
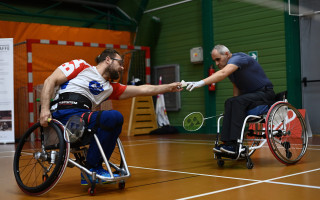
186,44,275,154
40,48,182,185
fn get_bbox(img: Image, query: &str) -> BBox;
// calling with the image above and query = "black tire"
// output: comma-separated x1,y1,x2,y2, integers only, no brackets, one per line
266,102,308,164
13,121,69,195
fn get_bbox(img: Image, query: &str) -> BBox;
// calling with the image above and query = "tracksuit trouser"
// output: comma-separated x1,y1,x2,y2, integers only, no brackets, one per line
52,109,123,169
221,89,275,143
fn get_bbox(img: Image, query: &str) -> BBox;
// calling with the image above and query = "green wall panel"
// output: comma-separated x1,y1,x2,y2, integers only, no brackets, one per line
212,0,287,116
142,0,288,133
143,0,204,129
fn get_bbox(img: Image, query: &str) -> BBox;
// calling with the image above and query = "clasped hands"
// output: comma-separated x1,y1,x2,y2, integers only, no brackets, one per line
180,80,205,92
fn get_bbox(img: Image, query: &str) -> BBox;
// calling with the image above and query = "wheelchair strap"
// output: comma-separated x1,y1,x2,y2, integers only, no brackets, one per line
81,111,113,133
51,92,92,110
81,112,94,127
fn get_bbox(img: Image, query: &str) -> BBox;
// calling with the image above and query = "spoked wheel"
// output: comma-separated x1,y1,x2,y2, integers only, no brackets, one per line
265,102,308,164
13,121,69,196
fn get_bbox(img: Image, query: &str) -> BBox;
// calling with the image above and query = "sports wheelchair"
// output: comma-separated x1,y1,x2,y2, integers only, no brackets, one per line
13,115,130,196
214,91,308,169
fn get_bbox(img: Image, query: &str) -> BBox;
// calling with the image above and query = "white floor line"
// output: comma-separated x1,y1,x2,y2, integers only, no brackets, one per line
176,168,320,200
128,165,260,182
0,150,15,154
123,142,161,147
266,181,320,189
0,155,14,159
177,181,264,200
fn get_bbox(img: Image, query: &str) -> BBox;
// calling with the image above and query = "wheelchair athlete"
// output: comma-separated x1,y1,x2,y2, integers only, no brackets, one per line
40,48,183,185
186,44,275,154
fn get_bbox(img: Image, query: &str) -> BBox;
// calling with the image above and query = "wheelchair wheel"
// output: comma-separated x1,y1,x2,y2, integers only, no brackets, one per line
265,102,308,164
13,121,69,196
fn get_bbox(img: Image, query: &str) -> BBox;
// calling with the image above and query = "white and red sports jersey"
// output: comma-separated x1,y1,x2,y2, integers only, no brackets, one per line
54,59,127,108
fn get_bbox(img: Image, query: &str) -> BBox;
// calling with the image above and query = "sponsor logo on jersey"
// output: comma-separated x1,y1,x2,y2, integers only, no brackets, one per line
89,80,104,95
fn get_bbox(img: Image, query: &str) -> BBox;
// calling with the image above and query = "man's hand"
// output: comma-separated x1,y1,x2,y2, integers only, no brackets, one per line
40,109,52,127
168,82,183,92
186,80,205,91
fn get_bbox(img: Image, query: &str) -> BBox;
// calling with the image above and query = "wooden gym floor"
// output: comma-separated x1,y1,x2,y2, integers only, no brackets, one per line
1,134,320,199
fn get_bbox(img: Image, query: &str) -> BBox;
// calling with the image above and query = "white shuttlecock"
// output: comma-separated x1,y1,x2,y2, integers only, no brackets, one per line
180,80,188,87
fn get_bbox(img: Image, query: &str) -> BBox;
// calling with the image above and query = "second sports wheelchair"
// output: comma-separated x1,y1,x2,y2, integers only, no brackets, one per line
214,91,308,169
13,115,130,196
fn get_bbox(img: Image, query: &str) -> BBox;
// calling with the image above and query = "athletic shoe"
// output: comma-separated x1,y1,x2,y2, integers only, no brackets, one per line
220,144,237,154
81,166,119,185
213,144,223,153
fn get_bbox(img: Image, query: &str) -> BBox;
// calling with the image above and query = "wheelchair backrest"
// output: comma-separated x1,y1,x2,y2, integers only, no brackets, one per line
275,91,287,101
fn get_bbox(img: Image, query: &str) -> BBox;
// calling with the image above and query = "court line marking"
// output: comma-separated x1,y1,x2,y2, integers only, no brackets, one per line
129,165,262,182
123,140,320,151
176,168,320,200
128,165,320,199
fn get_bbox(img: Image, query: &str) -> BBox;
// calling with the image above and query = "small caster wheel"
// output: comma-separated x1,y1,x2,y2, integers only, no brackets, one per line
119,180,125,189
88,187,96,196
246,162,254,169
217,160,224,167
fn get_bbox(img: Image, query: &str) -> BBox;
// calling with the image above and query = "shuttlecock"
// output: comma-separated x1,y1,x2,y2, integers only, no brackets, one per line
180,80,188,87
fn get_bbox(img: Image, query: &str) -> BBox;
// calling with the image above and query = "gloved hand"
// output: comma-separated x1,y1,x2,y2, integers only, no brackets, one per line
186,80,205,91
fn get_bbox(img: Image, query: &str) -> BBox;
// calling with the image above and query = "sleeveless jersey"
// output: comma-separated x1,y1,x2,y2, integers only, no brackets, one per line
54,59,126,108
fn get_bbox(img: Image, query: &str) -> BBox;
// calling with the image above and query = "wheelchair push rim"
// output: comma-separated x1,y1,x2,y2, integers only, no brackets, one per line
13,121,69,196
265,102,308,165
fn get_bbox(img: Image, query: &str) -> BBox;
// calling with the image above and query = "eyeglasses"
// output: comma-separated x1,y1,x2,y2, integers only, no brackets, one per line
111,58,124,66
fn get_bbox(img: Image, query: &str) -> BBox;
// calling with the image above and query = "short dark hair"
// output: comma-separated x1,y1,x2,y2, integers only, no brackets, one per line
95,48,120,64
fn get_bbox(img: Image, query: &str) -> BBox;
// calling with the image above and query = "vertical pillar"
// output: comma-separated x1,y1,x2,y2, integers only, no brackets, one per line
284,0,302,108
26,39,34,128
202,0,215,133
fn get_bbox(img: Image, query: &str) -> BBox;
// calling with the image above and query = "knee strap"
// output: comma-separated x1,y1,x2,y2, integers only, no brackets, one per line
94,111,114,132
82,111,116,133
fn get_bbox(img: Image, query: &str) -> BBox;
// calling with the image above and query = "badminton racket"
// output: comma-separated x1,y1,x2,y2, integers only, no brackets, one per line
183,112,223,131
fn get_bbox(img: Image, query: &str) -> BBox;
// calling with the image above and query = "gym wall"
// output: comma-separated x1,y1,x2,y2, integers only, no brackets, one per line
140,0,287,133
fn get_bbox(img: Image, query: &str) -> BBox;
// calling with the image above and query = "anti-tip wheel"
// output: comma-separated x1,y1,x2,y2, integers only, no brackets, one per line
119,180,126,189
246,162,254,169
88,187,96,196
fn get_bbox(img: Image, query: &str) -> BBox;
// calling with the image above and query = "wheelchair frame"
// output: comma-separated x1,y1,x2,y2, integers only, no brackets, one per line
214,97,308,169
13,118,130,196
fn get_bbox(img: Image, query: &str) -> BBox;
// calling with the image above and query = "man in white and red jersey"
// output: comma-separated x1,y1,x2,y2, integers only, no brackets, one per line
40,48,182,185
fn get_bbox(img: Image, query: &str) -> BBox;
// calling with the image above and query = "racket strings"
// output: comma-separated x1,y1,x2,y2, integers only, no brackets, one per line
183,112,204,131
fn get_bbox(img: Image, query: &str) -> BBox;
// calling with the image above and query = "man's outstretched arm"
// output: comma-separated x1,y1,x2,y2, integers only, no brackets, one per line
118,82,183,100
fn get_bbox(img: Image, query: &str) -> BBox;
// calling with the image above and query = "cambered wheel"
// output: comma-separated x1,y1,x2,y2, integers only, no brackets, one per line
13,121,69,196
265,102,308,164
